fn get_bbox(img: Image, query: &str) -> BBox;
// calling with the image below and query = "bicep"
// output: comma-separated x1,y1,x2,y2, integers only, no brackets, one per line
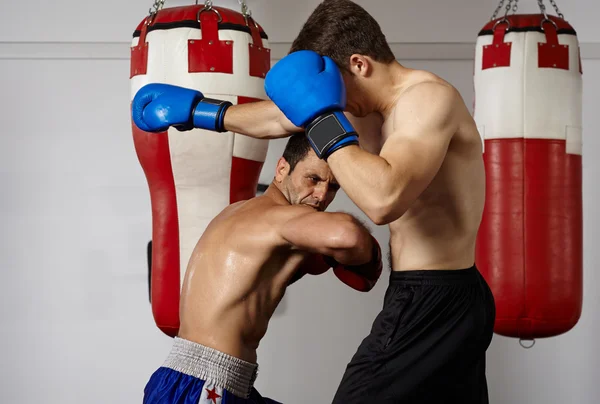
277,208,362,256
380,84,457,196
380,130,450,195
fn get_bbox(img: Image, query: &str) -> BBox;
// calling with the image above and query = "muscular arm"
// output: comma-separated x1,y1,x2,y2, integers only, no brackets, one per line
327,82,458,225
223,100,303,139
278,207,374,265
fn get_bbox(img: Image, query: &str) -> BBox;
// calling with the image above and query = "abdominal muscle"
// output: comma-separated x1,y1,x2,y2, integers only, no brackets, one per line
388,210,478,271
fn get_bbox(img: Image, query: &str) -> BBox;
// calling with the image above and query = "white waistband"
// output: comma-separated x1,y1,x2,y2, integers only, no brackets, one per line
163,337,259,398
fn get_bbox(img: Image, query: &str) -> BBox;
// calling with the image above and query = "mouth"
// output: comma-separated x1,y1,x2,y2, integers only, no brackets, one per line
304,203,322,211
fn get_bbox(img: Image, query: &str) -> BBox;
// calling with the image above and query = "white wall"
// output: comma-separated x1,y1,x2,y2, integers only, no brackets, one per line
0,0,596,43
1,1,599,403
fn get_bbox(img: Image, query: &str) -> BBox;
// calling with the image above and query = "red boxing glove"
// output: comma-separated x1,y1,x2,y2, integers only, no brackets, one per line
304,253,332,275
288,253,332,285
326,236,383,292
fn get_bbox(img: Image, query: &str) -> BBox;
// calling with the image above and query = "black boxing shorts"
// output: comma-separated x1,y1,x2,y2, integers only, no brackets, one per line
332,265,496,404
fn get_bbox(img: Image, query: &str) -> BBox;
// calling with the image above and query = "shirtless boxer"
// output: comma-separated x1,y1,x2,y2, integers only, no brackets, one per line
141,134,383,404
266,2,496,402
133,2,494,402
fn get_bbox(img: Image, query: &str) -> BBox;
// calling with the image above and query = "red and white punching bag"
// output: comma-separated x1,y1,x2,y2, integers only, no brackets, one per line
474,6,583,340
130,2,271,337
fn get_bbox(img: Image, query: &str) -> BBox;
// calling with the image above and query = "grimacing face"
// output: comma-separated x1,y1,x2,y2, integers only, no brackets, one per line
277,150,340,211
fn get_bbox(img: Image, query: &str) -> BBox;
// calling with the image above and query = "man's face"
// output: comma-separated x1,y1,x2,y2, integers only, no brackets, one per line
277,150,340,211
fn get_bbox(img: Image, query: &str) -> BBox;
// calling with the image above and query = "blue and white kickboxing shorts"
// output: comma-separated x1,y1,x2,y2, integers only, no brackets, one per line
144,337,282,404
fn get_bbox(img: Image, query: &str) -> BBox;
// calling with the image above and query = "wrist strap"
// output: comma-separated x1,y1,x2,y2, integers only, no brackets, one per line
215,101,231,132
193,98,232,132
305,111,358,160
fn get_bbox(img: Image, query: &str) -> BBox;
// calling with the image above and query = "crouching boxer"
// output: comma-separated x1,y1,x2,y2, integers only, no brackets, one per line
141,134,383,404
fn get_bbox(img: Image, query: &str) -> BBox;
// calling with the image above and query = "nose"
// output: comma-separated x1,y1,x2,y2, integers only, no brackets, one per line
313,183,329,202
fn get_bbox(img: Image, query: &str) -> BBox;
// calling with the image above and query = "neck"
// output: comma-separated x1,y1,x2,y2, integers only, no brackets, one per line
264,181,290,205
370,61,411,119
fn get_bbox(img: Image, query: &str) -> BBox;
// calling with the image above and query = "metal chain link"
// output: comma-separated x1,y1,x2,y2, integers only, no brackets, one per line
537,0,565,19
238,0,256,27
148,0,165,16
549,0,564,19
537,0,549,20
491,0,506,20
238,0,252,17
144,0,263,26
491,0,519,20
504,0,513,17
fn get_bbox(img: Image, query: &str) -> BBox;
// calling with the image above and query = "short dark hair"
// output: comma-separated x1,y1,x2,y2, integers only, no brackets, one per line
289,0,395,72
282,134,312,173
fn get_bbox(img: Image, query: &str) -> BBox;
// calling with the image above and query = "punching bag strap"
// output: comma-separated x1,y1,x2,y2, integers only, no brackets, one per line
131,3,155,78
538,13,569,70
482,17,512,70
189,1,232,74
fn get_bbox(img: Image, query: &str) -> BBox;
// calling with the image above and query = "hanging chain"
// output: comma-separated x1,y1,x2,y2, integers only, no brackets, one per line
238,0,252,18
548,0,564,19
491,0,519,20
537,0,549,20
503,0,513,17
491,0,506,20
148,0,166,17
538,0,565,19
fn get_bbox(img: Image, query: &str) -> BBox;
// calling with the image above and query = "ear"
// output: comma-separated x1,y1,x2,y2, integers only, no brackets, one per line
349,54,372,78
275,157,290,183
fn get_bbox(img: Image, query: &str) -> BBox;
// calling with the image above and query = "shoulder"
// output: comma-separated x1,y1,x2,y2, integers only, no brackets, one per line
264,203,318,224
399,73,460,109
392,74,461,134
221,199,317,244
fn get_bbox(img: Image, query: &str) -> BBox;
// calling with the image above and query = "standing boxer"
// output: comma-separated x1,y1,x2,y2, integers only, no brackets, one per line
265,2,496,403
132,2,495,402
141,134,383,404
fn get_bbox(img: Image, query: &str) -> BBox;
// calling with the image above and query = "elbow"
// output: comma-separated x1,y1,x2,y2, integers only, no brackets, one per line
368,213,391,226
364,196,408,226
329,220,365,250
367,209,400,226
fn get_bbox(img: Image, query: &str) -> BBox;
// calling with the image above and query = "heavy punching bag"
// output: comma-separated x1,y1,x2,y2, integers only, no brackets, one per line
130,0,271,337
474,0,583,342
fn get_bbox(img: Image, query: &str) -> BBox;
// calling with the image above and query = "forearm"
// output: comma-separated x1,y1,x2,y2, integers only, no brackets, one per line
282,212,373,264
223,100,302,139
327,146,406,225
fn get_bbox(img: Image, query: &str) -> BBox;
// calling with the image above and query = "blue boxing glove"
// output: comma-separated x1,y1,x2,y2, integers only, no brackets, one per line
265,50,358,160
132,83,231,133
